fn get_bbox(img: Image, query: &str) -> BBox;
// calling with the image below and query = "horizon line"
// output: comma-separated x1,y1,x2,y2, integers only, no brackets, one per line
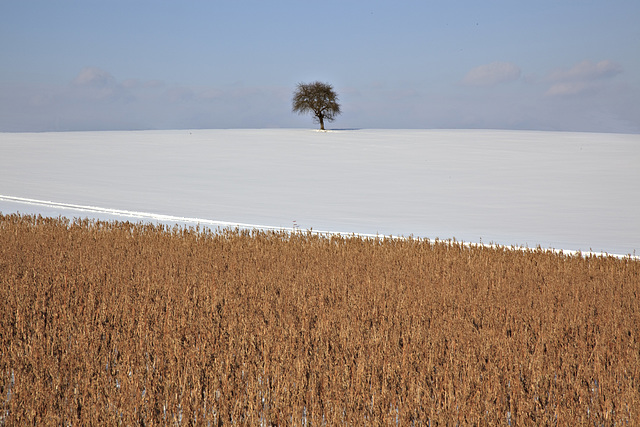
2,127,639,136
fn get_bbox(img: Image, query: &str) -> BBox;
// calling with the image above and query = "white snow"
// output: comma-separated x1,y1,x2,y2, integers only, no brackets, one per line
1,128,639,257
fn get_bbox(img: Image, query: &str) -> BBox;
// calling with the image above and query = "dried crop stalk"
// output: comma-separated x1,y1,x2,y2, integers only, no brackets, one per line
1,213,639,424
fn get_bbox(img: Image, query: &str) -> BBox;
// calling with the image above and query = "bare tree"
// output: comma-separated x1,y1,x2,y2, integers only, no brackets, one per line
292,81,341,130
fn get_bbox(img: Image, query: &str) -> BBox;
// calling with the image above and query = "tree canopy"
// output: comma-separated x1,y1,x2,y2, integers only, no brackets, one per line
292,81,341,130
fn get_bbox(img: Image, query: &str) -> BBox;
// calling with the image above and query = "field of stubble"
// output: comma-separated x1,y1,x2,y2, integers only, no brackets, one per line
1,213,639,425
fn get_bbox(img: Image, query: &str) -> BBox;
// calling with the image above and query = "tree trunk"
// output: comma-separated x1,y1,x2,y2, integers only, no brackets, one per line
319,115,325,130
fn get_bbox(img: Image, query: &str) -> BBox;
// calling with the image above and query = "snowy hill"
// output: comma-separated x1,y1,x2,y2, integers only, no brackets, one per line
1,129,638,256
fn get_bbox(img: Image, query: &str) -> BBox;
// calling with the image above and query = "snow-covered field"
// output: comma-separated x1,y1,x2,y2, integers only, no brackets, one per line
1,129,638,257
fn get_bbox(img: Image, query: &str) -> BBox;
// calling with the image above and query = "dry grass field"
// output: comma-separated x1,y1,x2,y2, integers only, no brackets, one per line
1,213,639,425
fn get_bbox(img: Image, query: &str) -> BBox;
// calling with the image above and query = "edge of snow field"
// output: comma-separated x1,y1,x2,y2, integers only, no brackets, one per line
2,195,637,261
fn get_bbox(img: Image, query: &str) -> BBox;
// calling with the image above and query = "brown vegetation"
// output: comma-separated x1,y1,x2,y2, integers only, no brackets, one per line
1,213,639,425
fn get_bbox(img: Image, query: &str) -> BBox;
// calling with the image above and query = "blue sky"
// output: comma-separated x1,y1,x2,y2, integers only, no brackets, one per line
1,1,639,132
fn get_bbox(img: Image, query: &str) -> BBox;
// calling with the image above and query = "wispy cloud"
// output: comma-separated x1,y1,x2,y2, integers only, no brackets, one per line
545,82,593,97
462,62,521,86
0,67,298,131
548,60,622,82
68,67,132,102
72,67,117,87
545,60,622,97
1,65,637,133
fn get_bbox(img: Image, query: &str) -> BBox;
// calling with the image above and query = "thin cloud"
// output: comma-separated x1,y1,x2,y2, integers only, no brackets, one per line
69,67,132,102
121,78,140,89
545,82,592,97
462,62,521,86
72,67,117,88
545,60,622,97
549,60,622,82
2,64,637,133
144,80,164,89
165,86,195,103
